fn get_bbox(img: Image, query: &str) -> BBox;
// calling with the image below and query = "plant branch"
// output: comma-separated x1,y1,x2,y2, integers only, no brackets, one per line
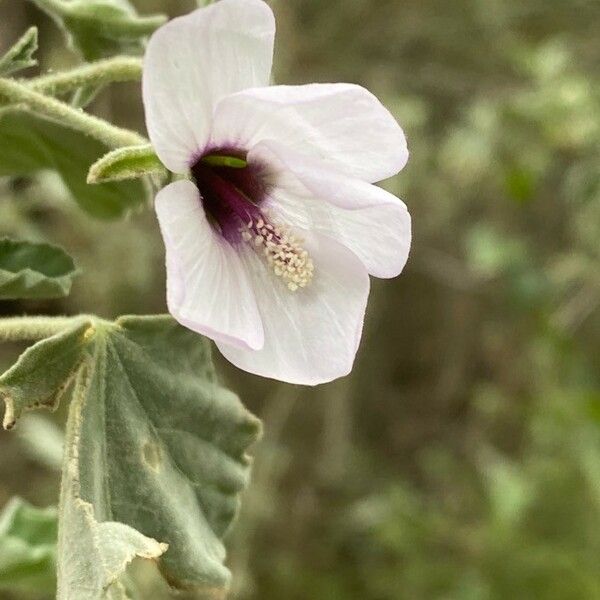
0,77,146,148
27,56,143,98
0,316,92,342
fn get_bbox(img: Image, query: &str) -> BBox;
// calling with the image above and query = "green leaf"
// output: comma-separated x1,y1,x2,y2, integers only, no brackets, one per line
31,0,167,61
0,319,91,430
57,493,167,600
0,497,57,594
88,144,166,184
1,315,262,598
0,238,78,300
0,111,148,219
0,27,38,77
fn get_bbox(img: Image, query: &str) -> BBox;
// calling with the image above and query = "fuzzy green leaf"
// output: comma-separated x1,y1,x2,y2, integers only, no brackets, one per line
88,144,166,184
0,497,58,594
0,111,148,219
1,315,261,598
0,238,78,300
57,493,166,600
0,27,38,77
31,0,166,61
0,319,91,430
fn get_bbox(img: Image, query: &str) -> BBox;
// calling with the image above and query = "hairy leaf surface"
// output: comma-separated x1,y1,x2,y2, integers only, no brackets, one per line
0,319,90,430
88,144,166,184
1,315,261,598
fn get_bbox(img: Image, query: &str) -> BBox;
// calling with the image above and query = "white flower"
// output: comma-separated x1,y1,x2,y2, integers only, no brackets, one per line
142,0,411,385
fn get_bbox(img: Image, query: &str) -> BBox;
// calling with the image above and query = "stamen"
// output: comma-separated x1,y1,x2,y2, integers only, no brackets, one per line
192,150,314,292
240,215,314,292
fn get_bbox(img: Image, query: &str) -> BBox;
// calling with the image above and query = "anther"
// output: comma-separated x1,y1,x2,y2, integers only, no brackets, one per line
241,215,314,292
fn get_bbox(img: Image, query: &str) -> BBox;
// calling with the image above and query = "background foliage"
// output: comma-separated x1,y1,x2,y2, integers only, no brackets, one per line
0,0,599,598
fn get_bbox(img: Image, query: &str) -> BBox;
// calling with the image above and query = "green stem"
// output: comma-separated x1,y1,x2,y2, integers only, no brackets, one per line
28,56,143,98
0,77,146,148
0,316,89,342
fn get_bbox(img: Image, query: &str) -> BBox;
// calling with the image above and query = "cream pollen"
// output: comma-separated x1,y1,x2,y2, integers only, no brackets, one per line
192,151,314,292
240,214,314,292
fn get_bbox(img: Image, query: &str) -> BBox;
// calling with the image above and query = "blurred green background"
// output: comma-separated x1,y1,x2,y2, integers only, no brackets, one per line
1,0,600,598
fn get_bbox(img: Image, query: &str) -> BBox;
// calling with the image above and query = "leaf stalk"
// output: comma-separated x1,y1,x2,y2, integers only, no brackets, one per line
0,77,146,149
28,56,143,98
0,316,93,342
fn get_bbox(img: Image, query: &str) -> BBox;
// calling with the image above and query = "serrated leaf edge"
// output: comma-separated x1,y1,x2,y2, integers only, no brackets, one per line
0,238,78,300
0,268,77,300
2,358,82,431
0,320,93,430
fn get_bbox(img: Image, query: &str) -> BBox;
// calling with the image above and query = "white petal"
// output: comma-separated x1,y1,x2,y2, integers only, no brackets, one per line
155,180,264,351
143,0,275,173
216,230,369,385
249,141,411,279
212,83,408,182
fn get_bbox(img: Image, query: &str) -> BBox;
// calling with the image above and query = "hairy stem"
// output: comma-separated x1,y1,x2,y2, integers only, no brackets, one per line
0,77,146,148
28,56,143,98
0,316,90,342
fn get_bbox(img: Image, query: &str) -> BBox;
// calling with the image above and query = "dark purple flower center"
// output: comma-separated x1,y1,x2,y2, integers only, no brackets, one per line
191,150,314,291
191,150,267,243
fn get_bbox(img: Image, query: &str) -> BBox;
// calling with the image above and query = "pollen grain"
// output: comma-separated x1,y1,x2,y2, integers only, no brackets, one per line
240,216,314,292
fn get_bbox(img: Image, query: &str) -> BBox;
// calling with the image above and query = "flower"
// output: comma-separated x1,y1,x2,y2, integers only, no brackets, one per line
142,0,411,385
